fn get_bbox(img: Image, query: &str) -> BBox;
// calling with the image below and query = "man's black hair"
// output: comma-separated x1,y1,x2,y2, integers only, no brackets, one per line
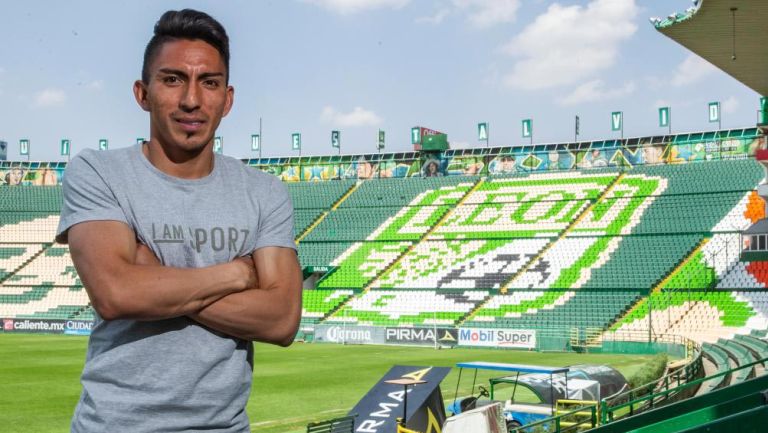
142,9,230,84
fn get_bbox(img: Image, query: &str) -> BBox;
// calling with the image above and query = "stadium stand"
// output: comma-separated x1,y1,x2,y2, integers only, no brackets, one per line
288,179,355,238
297,242,354,269
287,179,355,210
4,131,768,433
466,289,644,332
0,244,45,279
373,239,549,289
717,338,756,383
301,289,355,327
6,246,81,286
700,342,731,391
2,132,768,351
315,241,413,289
327,289,490,327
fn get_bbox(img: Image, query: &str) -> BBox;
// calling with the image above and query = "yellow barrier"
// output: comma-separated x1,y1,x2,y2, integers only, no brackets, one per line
396,421,422,433
555,399,599,429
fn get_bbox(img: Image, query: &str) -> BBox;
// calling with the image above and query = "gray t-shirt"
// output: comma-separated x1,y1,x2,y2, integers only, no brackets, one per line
56,144,296,433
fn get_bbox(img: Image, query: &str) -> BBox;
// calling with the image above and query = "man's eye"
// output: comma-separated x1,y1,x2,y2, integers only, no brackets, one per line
204,80,220,88
163,76,180,84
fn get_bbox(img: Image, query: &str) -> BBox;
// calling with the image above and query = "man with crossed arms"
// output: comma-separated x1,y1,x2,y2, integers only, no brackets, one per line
57,9,302,432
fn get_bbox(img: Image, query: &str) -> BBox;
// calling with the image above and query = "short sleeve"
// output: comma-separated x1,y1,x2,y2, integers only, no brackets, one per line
253,176,296,251
55,152,129,244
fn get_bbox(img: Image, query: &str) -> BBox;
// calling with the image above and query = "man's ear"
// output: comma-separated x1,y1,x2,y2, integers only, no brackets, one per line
221,85,234,118
133,80,151,112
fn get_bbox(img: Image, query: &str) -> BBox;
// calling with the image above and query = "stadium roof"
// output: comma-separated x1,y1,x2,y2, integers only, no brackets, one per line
745,219,768,235
654,0,768,97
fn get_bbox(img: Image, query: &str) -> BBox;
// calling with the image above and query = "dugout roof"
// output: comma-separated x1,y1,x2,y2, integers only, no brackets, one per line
456,362,569,375
654,0,768,96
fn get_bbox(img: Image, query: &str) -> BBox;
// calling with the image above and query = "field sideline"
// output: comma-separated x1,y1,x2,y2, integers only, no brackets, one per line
0,334,654,433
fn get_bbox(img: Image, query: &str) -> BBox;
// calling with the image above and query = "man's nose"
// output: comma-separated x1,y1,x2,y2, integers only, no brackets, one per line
180,83,201,111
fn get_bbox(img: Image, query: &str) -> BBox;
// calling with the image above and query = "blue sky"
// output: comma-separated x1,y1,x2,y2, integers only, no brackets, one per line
1,0,760,161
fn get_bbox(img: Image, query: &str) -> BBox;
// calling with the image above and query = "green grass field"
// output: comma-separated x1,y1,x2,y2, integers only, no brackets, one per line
0,334,654,433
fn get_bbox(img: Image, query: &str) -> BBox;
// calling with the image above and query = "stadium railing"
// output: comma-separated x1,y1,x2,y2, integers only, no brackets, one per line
509,403,599,433
600,330,695,358
505,354,767,432
593,364,768,433
598,355,767,424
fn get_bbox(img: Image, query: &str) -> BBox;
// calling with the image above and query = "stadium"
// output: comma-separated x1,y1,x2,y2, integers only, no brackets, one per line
2,1,768,432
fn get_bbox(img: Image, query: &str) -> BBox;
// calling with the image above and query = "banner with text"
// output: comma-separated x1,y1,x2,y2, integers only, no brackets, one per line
2,318,93,335
349,365,450,433
385,327,458,347
458,328,536,349
313,324,386,345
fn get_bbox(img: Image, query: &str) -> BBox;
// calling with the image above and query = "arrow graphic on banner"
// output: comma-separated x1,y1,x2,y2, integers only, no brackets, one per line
402,367,432,382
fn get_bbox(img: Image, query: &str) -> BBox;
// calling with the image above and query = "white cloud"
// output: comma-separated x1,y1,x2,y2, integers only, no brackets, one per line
654,99,672,110
417,0,520,28
559,79,636,106
85,80,104,91
671,53,717,87
723,96,739,114
643,75,666,91
321,106,383,127
305,0,410,15
33,88,66,107
416,8,451,25
502,0,638,90
454,0,520,28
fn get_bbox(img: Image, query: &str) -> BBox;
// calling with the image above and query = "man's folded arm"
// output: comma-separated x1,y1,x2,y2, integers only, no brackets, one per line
68,220,256,321
190,246,302,346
